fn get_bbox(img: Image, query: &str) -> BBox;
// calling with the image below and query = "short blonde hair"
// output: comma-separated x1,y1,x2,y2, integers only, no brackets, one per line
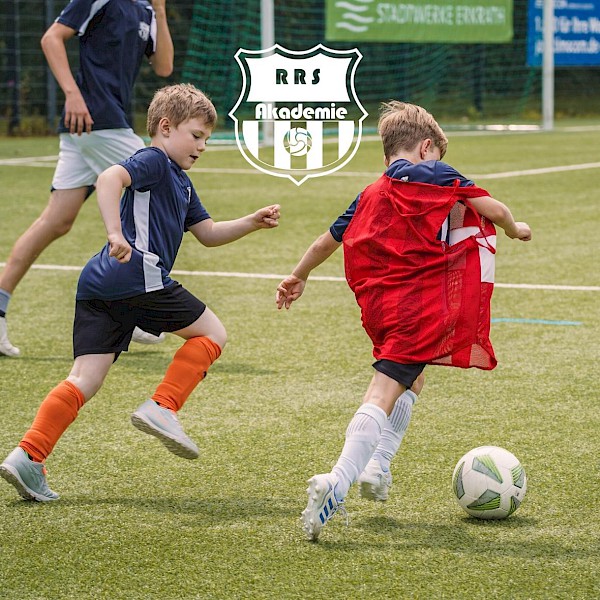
146,83,217,137
378,101,448,160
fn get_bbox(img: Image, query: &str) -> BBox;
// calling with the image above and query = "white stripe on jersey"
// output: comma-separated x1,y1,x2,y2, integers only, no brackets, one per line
76,0,110,36
133,189,163,292
147,6,157,54
449,226,496,283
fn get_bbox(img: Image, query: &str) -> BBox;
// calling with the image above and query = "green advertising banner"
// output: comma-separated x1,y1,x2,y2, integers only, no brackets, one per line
326,0,513,43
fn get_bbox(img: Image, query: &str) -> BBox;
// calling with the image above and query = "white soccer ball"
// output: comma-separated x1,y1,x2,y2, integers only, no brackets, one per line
283,127,312,156
452,445,527,519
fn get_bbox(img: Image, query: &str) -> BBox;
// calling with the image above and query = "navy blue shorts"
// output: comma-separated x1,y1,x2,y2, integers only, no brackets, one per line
73,283,206,359
372,359,425,389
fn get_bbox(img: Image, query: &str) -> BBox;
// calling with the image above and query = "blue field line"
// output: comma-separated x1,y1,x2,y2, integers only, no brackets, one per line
492,318,582,326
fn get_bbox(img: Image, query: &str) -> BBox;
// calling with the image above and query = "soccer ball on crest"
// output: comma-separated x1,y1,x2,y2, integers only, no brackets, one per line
452,445,527,519
283,127,313,156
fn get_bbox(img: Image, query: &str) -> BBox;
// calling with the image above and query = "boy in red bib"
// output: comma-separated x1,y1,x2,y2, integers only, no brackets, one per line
276,101,531,541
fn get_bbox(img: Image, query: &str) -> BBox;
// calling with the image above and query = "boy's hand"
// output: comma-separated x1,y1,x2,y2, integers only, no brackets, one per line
276,275,306,310
253,204,280,229
107,233,132,263
64,89,94,135
507,222,532,241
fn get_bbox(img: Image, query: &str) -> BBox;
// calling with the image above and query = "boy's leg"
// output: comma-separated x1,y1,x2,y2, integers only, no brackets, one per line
358,369,424,501
358,390,417,501
301,372,403,541
0,188,88,294
0,187,88,357
152,336,222,412
131,304,225,459
331,372,403,497
0,354,113,501
0,289,19,357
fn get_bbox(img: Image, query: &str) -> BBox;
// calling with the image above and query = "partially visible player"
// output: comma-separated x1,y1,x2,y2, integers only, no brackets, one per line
0,0,174,357
0,83,281,502
276,101,531,541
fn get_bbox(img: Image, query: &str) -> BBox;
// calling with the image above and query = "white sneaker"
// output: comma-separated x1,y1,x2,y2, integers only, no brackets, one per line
358,458,392,501
131,399,199,459
0,447,59,501
0,316,20,357
131,327,166,345
301,473,347,542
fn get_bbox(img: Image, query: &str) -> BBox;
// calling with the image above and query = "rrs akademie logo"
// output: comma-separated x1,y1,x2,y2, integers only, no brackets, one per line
229,44,367,186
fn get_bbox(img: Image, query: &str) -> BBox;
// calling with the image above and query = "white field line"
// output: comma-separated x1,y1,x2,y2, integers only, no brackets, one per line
1,152,599,180
1,263,597,292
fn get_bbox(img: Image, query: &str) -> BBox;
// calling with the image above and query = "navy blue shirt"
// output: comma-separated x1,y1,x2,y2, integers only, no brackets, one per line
56,0,156,132
330,159,474,242
77,147,211,301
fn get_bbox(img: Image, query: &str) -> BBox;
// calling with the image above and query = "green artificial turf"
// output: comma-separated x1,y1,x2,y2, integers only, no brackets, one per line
0,125,598,599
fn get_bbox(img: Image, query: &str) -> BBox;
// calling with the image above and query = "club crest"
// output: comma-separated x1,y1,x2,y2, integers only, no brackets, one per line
229,44,367,185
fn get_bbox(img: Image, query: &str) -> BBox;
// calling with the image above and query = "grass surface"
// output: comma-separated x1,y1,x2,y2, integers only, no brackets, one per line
0,126,599,599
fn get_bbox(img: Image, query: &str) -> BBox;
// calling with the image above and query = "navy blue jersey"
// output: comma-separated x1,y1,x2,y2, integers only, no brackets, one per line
56,0,156,132
77,147,211,301
330,159,475,242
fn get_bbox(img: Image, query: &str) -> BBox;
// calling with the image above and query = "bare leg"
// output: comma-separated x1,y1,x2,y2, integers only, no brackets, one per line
130,308,227,459
66,353,115,401
172,306,227,349
0,187,88,293
0,188,87,357
362,370,407,415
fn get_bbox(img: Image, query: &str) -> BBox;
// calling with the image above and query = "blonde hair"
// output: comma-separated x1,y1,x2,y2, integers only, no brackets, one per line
146,83,217,136
378,101,448,160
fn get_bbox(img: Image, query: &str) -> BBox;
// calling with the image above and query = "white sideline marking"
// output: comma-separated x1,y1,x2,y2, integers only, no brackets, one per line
1,153,599,180
0,263,597,291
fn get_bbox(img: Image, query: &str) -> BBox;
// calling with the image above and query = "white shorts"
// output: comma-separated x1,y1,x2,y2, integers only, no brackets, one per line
52,129,145,190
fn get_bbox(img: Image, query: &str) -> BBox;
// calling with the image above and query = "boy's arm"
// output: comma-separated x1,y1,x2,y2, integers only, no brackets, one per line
188,204,280,247
96,165,133,263
149,0,174,77
469,196,531,241
276,231,341,310
40,23,93,135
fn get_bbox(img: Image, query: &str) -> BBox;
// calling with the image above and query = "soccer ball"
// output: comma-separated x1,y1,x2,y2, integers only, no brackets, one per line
283,127,312,156
452,446,527,519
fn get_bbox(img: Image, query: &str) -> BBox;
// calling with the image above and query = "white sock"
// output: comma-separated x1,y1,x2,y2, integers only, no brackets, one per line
0,289,10,316
371,390,417,472
332,403,388,499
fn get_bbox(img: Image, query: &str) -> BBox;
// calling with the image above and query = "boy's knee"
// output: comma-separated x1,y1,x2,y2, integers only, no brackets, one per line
209,327,227,351
38,213,75,238
52,214,77,237
66,372,104,402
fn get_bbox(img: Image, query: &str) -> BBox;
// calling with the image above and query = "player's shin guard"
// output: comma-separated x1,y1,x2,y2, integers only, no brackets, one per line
331,403,388,499
152,336,221,412
20,380,86,462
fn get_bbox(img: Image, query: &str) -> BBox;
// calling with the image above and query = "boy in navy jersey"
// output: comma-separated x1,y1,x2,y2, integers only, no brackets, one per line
0,84,280,501
0,0,174,356
276,101,531,541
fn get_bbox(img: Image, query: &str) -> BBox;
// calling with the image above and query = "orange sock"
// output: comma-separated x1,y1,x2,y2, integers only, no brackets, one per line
20,380,86,462
152,336,222,412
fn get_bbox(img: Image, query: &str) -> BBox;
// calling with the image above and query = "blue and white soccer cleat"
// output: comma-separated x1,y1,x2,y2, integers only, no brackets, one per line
301,473,347,541
131,399,199,459
358,458,393,502
0,447,59,501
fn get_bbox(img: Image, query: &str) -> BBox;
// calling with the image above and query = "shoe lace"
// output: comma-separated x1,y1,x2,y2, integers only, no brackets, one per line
336,502,350,527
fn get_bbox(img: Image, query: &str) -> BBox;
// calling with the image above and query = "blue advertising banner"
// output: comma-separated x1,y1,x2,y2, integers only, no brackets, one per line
527,0,600,66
